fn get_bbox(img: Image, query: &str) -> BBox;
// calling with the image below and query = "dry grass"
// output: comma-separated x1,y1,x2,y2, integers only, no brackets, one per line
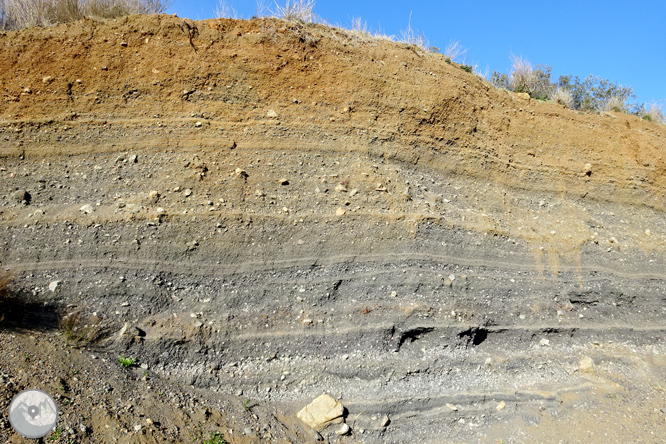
270,0,316,23
551,86,574,109
443,41,467,63
601,96,627,113
509,55,534,93
398,12,428,50
639,102,665,124
214,0,238,19
0,0,171,30
59,309,105,347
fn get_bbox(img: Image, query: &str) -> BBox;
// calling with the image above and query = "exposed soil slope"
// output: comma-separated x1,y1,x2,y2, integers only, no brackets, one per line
1,14,665,444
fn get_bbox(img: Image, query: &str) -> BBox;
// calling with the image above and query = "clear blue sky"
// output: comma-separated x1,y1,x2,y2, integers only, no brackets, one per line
166,0,665,106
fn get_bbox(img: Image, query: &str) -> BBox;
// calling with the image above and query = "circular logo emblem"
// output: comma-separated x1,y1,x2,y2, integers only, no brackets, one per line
8,389,58,438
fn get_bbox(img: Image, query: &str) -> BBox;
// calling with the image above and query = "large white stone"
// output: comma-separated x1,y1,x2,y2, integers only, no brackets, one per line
297,394,344,431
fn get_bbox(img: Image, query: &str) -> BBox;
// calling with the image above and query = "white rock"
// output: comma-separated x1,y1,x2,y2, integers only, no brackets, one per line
579,356,595,373
297,394,345,430
380,415,390,427
336,423,350,435
80,204,94,214
540,338,550,346
49,281,61,292
267,109,278,118
496,401,506,411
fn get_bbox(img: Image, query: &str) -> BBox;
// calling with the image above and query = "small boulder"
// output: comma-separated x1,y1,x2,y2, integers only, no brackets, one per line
12,190,31,205
380,415,390,427
578,356,595,373
148,190,160,203
335,423,350,436
297,394,345,431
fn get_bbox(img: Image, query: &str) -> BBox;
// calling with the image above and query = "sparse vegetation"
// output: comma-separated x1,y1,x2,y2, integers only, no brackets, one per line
48,427,63,441
443,40,467,63
269,0,316,23
0,0,172,30
60,310,104,347
203,431,228,444
633,102,665,124
550,86,574,108
214,0,238,19
490,55,663,122
398,12,428,50
117,356,136,368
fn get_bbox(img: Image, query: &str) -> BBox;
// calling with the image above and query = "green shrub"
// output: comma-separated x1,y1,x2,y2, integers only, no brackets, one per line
634,102,665,124
502,56,555,100
558,74,635,112
489,55,656,118
460,64,473,73
203,431,228,444
117,356,136,368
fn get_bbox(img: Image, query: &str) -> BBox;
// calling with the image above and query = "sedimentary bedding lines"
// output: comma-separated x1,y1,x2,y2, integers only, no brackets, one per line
5,252,666,281
342,383,595,416
151,323,666,342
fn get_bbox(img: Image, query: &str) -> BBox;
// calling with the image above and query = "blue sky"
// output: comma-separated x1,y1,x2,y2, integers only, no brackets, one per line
166,1,665,106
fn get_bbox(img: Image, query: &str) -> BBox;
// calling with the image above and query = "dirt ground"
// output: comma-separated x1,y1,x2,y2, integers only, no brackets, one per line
1,14,666,443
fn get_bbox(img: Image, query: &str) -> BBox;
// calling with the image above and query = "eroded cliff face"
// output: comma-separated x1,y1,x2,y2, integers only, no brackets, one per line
1,15,665,443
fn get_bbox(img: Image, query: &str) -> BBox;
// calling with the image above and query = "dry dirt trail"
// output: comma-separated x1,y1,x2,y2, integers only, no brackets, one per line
1,14,666,444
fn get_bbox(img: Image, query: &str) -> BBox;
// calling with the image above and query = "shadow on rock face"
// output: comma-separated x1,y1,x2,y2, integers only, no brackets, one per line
0,288,60,333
